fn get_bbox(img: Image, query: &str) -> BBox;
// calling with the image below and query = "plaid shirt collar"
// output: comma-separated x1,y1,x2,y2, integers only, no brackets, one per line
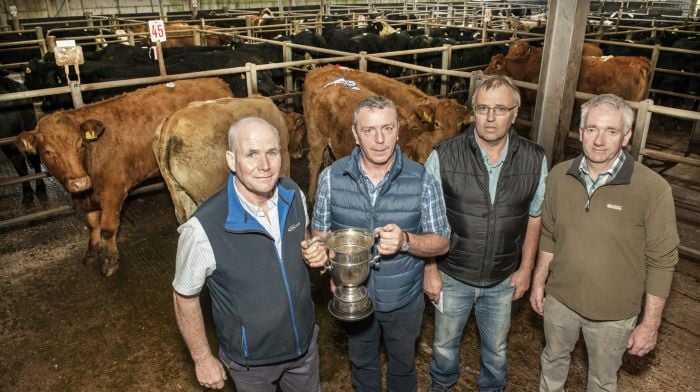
579,150,626,195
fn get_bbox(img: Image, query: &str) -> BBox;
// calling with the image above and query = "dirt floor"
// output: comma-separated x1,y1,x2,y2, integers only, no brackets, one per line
1,117,699,391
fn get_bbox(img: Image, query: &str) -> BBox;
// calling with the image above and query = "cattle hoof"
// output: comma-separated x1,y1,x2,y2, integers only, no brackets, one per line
102,261,119,276
84,248,101,266
102,257,119,277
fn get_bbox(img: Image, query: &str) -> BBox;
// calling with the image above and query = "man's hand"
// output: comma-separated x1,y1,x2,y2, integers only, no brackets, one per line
627,323,659,356
193,353,227,389
530,285,545,316
509,267,532,301
530,250,553,316
423,263,442,302
376,223,403,255
301,239,329,268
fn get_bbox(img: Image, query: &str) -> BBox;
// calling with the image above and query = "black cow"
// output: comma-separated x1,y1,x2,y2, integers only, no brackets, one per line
0,32,43,67
23,44,284,111
0,72,44,202
655,37,700,108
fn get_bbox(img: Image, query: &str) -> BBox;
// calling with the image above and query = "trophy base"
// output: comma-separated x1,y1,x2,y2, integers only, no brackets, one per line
328,298,373,321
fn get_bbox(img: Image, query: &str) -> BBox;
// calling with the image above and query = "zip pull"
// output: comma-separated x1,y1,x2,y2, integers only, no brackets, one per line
585,198,591,212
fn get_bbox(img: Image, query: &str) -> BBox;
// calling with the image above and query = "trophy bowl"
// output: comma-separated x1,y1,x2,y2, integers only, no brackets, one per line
325,228,378,286
310,228,381,321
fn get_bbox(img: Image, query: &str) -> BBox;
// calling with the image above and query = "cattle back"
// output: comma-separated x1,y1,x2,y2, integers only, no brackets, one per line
154,96,291,223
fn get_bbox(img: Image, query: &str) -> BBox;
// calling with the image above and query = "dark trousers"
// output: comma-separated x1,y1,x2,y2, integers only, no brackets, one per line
346,294,425,392
220,324,321,392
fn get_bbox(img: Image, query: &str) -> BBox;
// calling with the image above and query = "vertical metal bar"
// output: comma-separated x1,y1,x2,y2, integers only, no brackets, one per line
468,70,481,105
630,99,652,160
283,42,294,109
440,44,451,97
690,118,700,154
359,52,367,72
35,27,47,57
247,63,258,95
47,35,57,52
644,44,661,99
69,81,85,109
156,41,166,76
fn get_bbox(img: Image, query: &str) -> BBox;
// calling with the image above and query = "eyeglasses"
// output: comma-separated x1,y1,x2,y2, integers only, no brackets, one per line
474,104,517,116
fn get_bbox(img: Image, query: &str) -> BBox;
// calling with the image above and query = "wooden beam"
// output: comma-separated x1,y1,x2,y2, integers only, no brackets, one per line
532,0,590,166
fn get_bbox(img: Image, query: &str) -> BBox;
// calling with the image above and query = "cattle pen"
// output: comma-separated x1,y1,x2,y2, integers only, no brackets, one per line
1,1,700,391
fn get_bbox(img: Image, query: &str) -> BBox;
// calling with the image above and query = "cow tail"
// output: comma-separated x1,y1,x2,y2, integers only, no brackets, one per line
153,115,194,224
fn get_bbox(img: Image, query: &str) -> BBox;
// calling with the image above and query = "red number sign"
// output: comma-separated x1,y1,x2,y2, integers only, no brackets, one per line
148,20,167,43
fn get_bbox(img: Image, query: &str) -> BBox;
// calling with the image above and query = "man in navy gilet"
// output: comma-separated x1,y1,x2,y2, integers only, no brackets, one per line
303,96,451,392
423,75,548,392
173,117,320,391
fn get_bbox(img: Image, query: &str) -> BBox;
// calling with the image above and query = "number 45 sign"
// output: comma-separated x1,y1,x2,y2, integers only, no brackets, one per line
148,20,167,43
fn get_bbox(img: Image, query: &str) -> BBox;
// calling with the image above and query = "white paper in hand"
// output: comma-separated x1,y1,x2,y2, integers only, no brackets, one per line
431,291,444,313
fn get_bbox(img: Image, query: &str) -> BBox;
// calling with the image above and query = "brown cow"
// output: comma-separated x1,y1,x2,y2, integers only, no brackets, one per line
154,96,304,223
485,40,650,102
16,79,232,276
128,23,231,47
302,66,473,200
286,112,306,159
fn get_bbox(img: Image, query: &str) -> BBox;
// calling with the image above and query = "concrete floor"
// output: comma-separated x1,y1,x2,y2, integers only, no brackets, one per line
1,145,699,391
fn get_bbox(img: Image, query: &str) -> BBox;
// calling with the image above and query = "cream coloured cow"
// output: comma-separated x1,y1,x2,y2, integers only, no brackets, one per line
153,96,303,224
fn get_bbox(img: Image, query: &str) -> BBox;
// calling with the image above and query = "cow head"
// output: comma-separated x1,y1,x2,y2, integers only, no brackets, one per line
284,112,306,159
434,99,473,137
15,116,106,194
506,40,532,59
484,54,506,74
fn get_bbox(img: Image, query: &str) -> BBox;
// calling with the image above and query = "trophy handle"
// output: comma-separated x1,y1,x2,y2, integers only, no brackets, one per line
307,236,332,274
370,227,383,268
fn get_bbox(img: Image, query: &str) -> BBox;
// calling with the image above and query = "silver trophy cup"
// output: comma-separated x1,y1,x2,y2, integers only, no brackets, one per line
310,228,381,321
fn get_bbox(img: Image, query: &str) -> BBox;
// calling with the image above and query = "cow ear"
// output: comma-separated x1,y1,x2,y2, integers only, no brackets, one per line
294,113,305,127
416,104,434,123
80,119,106,142
15,131,38,154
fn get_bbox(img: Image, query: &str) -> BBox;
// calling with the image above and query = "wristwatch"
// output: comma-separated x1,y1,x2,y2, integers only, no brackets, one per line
400,231,411,253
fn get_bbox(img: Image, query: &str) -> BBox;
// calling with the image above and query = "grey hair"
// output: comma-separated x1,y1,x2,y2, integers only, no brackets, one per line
228,117,280,151
352,95,398,129
471,74,521,108
579,94,634,134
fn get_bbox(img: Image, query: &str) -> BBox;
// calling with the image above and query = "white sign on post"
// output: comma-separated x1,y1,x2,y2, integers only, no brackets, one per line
56,39,77,48
148,20,167,43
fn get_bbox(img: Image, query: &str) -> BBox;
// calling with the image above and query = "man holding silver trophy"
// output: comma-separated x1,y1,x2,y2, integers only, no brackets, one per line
302,96,451,392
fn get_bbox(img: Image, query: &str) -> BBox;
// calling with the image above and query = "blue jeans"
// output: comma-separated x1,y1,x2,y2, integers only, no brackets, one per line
429,272,514,392
346,293,425,392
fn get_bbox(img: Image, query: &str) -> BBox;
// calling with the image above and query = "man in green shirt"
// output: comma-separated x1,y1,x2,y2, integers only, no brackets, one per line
530,94,679,392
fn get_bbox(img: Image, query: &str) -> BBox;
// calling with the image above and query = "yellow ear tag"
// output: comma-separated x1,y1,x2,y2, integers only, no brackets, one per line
422,112,433,122
84,130,97,140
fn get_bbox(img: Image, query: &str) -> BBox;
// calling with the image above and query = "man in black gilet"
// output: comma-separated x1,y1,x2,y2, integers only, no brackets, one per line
424,75,547,392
